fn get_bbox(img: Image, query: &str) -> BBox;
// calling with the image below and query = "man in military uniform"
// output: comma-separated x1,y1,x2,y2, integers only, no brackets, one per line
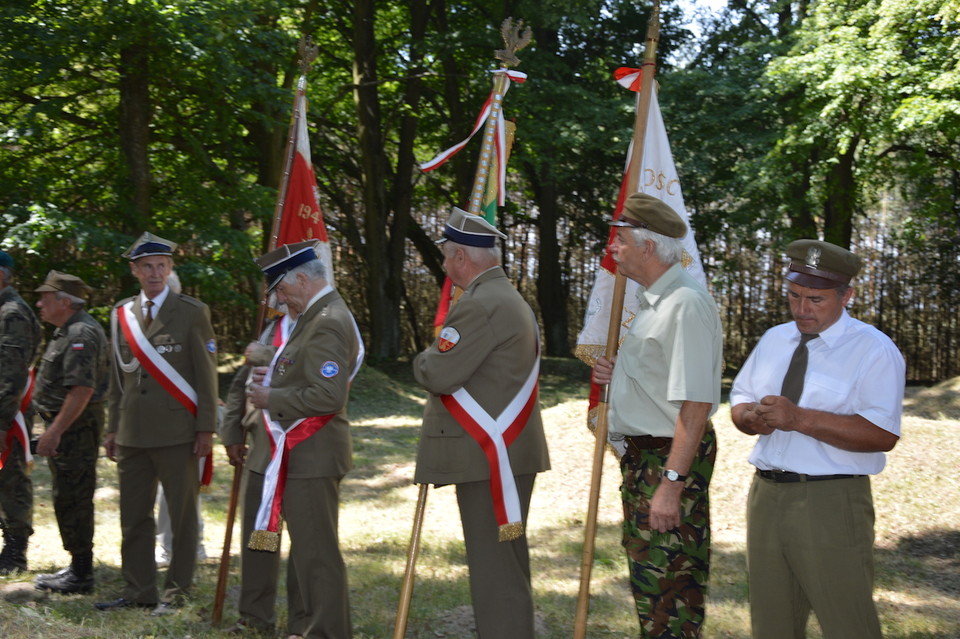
413,208,550,639
245,241,362,639
30,271,108,594
730,240,904,639
0,250,42,575
96,232,218,615
221,308,297,635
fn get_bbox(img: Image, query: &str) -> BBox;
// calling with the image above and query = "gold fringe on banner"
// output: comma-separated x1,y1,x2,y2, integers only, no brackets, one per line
498,521,524,542
247,530,281,552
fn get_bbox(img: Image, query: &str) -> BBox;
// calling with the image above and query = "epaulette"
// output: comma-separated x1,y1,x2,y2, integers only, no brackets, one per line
113,296,136,309
176,293,207,308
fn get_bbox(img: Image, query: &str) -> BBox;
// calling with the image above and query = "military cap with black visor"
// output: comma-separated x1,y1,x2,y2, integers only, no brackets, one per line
785,239,860,290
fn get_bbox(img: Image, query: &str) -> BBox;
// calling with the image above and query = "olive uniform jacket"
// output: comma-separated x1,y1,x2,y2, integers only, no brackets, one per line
263,289,359,479
0,286,42,427
107,292,218,447
414,267,550,485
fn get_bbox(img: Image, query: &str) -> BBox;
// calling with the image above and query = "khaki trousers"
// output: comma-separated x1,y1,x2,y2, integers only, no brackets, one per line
747,473,881,639
117,442,198,604
456,473,537,639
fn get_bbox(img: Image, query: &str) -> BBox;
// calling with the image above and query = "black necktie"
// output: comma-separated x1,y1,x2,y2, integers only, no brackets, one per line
780,333,818,404
144,300,154,329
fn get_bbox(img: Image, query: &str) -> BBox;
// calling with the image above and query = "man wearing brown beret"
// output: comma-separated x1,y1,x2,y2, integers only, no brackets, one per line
32,270,108,595
592,193,722,637
730,240,905,638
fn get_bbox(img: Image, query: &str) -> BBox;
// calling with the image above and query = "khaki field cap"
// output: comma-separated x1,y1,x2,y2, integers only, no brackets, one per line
34,270,92,300
255,240,321,292
440,207,508,247
785,239,860,289
610,192,687,239
122,231,178,260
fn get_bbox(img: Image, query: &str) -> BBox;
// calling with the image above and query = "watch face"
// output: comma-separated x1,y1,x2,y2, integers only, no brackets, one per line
665,470,679,481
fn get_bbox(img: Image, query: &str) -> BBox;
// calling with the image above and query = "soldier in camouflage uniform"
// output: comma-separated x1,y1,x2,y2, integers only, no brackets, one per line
0,250,43,576
30,271,109,594
592,194,722,638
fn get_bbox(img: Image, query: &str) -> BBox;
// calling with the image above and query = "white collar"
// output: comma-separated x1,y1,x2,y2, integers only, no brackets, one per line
141,285,170,311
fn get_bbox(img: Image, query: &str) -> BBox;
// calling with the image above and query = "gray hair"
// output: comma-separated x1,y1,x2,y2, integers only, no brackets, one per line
629,227,684,265
55,290,86,310
282,258,327,285
461,243,501,266
167,270,182,294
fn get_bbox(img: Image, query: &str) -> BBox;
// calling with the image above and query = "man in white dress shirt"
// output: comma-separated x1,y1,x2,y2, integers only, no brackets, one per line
730,239,905,639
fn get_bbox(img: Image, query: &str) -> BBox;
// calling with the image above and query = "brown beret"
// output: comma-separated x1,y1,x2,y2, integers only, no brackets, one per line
785,239,860,289
609,193,687,239
34,270,92,300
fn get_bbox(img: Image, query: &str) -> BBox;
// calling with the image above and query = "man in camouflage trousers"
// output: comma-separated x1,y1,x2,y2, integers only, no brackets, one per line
0,250,42,576
593,194,722,638
31,271,109,594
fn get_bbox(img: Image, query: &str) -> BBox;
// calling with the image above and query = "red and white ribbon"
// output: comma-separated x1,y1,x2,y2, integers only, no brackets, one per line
440,355,539,536
614,65,651,92
1,369,34,469
419,68,528,190
116,302,198,415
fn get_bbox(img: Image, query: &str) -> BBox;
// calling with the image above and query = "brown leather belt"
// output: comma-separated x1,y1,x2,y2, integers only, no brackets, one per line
757,469,863,483
624,435,673,456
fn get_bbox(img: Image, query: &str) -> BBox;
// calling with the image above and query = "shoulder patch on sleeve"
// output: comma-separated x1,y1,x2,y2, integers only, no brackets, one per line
320,361,340,378
437,326,461,352
206,339,217,353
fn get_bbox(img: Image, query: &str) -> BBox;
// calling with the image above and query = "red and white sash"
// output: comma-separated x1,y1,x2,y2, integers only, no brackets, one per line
116,301,197,415
250,307,364,549
1,369,34,469
441,355,540,541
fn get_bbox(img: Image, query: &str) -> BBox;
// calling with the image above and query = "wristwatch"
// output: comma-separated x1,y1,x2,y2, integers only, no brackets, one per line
662,469,687,482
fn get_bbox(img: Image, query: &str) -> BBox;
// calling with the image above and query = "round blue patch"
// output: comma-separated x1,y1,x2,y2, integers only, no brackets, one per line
320,361,339,378
206,339,217,353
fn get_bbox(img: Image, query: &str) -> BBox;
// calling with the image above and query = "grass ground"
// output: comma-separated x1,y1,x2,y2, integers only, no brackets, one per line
0,358,958,638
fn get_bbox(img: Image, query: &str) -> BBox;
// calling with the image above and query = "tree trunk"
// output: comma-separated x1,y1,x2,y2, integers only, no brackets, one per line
821,135,859,247
118,41,152,232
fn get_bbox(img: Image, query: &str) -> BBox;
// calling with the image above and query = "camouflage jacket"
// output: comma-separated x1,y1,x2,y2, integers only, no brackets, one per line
34,309,109,413
0,286,42,428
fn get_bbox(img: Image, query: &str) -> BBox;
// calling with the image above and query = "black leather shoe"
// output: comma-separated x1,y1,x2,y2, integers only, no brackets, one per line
94,597,155,611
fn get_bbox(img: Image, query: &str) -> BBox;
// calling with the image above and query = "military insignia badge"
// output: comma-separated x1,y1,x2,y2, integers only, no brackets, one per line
71,343,85,351
805,246,821,268
321,361,339,378
206,339,217,353
438,326,460,352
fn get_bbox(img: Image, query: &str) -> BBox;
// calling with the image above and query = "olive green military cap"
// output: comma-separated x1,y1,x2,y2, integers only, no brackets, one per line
34,270,92,300
785,239,860,289
609,192,687,239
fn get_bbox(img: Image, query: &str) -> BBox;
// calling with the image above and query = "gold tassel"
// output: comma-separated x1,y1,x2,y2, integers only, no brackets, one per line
498,521,524,542
247,530,281,552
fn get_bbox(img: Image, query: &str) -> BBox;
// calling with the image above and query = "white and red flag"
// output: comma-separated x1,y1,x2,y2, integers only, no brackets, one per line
575,68,708,450
275,77,334,285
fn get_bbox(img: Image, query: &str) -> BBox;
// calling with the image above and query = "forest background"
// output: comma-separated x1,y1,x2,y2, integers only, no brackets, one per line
1,0,958,382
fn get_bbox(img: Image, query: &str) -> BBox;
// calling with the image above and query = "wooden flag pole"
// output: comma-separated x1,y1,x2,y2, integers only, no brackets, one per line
572,5,661,638
211,37,318,627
